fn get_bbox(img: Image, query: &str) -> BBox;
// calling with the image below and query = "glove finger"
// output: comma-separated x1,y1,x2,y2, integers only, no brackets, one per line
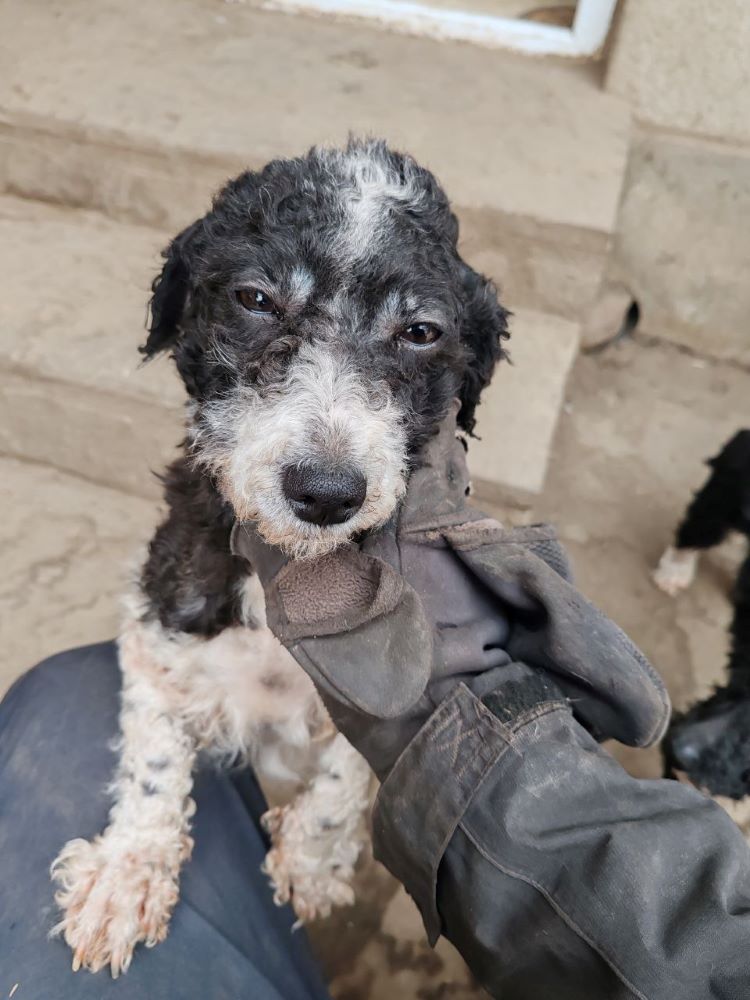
446,534,670,747
269,548,433,719
231,523,433,719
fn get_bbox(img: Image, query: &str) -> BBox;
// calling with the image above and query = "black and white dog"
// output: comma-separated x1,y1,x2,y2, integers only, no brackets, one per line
655,431,750,801
50,139,508,976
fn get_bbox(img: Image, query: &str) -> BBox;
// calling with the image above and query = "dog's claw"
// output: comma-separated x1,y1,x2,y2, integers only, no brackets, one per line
110,948,131,980
71,950,82,973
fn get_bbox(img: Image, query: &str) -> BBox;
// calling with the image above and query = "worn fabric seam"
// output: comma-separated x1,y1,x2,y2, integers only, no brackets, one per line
458,822,651,1000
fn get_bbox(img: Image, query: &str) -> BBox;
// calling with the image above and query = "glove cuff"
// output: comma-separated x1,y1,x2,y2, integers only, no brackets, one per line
482,669,566,726
373,679,570,944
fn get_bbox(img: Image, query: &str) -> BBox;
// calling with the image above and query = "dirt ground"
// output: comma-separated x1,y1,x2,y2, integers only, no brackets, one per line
1,333,747,997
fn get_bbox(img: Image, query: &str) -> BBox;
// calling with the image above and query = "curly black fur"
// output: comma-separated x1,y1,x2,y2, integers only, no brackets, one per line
138,140,509,635
140,455,248,636
663,430,750,798
674,430,750,549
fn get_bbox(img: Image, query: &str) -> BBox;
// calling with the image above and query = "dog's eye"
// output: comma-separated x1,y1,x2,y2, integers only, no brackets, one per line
236,288,278,315
398,323,442,348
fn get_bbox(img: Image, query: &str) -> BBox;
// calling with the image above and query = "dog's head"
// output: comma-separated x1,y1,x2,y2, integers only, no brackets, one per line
143,139,508,557
663,688,750,800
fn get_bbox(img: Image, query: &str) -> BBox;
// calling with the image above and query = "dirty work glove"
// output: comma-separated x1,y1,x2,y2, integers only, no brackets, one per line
231,402,670,781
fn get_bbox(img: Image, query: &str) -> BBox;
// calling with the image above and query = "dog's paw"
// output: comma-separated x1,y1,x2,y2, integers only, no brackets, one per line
50,833,188,976
261,804,359,922
653,546,698,596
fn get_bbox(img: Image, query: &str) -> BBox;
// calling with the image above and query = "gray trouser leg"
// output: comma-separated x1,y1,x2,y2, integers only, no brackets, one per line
0,642,331,1000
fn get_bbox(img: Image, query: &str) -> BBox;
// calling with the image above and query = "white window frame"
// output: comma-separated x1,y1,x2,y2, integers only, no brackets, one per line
263,0,619,56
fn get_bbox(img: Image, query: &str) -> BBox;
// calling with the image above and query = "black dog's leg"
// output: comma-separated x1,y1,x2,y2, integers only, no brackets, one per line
727,551,750,691
655,431,750,596
675,430,750,550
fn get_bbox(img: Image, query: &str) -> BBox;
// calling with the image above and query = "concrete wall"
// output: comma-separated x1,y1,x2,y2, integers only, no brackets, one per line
607,0,750,145
603,0,750,363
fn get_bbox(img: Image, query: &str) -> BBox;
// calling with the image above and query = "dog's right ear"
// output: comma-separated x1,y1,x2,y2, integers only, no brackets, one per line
140,219,204,359
456,263,510,436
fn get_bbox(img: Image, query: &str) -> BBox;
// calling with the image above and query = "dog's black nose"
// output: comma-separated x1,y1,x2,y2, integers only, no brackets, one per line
282,464,367,526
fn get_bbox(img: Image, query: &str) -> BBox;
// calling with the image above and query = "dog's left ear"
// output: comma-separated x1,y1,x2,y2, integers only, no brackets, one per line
140,219,205,359
457,264,509,434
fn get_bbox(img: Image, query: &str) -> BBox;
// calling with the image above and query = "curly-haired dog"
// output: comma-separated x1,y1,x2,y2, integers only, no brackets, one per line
50,139,509,976
655,431,750,803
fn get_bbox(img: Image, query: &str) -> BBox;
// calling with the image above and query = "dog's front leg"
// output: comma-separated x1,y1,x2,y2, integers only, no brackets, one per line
51,629,197,977
262,733,371,922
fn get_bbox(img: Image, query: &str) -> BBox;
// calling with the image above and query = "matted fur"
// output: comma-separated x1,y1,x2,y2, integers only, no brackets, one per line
51,139,509,975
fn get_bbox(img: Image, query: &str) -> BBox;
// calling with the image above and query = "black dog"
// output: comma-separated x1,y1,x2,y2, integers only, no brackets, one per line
656,430,750,798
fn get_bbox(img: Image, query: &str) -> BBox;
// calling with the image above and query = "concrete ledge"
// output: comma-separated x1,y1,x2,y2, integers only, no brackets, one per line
0,196,181,403
0,370,181,499
469,309,580,503
0,120,612,325
0,196,182,496
0,456,158,693
0,0,630,321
